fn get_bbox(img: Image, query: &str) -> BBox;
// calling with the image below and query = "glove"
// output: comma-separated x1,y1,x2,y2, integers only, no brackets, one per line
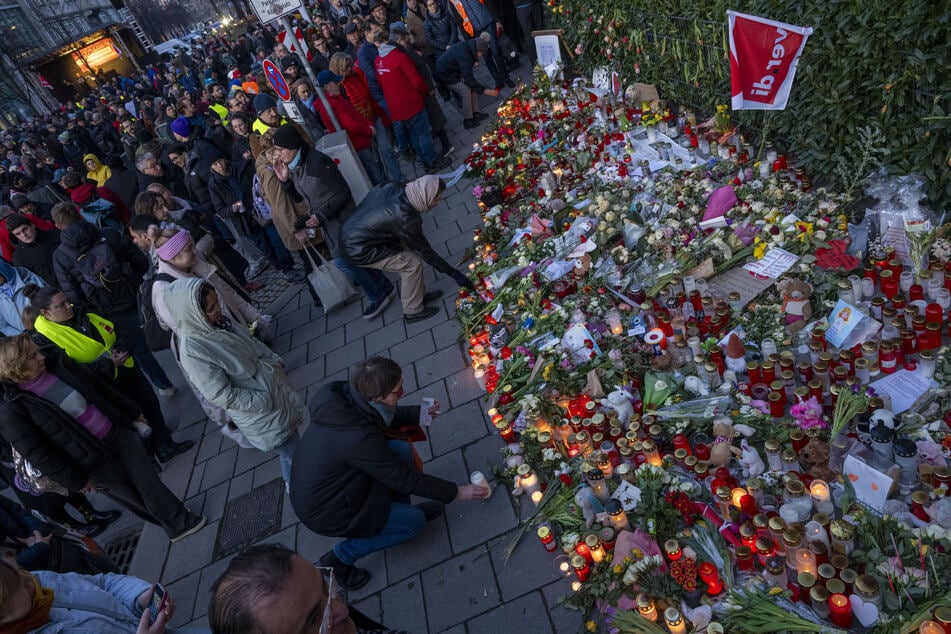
451,269,476,291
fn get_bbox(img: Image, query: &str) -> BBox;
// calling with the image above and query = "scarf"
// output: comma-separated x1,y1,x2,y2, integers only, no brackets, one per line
369,400,396,427
0,575,54,634
404,175,441,213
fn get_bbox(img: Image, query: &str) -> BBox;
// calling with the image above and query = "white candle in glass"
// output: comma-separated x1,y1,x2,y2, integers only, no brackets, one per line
470,471,492,496
810,480,834,515
804,520,831,550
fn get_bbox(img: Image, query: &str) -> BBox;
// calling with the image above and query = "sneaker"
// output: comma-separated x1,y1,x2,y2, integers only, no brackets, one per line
415,501,445,521
362,294,392,320
318,550,372,591
82,509,122,524
282,269,306,282
244,281,264,292
405,305,440,323
463,118,479,129
156,439,195,464
425,157,451,173
442,144,455,158
422,289,444,304
472,111,488,121
170,514,207,542
158,386,176,398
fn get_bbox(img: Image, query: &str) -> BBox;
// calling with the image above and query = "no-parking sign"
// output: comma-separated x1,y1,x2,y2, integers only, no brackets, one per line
262,59,291,102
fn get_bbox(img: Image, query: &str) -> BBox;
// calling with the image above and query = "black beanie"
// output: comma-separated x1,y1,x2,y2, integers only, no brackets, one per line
272,125,303,150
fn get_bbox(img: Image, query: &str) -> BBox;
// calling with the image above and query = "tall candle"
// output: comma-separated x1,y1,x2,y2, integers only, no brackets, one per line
809,479,833,515
698,562,724,595
919,621,943,634
664,608,688,634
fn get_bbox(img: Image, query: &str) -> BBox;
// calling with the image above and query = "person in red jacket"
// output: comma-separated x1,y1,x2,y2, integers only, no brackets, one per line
313,70,387,185
372,30,450,173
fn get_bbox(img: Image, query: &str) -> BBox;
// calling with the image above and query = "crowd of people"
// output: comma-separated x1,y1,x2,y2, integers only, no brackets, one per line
0,1,535,630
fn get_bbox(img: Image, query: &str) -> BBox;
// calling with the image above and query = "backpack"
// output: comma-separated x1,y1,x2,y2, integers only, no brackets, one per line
79,198,122,230
138,271,176,351
74,239,126,297
250,173,273,226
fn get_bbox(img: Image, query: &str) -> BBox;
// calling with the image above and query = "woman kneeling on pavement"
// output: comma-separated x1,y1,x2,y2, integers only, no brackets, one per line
25,286,193,465
0,335,206,543
163,278,306,489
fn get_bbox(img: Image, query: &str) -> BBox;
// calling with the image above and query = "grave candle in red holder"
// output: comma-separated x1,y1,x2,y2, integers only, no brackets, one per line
747,360,763,384
698,562,724,595
664,538,682,561
768,392,784,417
910,284,925,301
671,434,692,456
571,554,590,581
829,594,853,628
761,360,777,384
926,303,944,324
694,441,711,461
881,271,899,299
574,541,593,563
740,494,758,516
494,418,516,443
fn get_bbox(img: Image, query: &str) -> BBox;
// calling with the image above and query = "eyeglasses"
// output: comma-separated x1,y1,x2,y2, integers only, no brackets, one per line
314,566,338,634
389,385,404,398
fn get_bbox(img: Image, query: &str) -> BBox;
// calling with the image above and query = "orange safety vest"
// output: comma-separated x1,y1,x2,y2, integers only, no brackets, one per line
449,0,486,37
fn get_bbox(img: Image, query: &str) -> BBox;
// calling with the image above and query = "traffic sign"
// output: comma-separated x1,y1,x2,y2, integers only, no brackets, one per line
262,59,291,101
249,0,303,24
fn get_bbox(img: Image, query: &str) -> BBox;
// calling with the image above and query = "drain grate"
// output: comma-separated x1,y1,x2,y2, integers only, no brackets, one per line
212,478,285,561
103,531,141,575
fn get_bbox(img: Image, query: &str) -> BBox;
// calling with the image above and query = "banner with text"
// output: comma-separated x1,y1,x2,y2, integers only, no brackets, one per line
728,10,812,110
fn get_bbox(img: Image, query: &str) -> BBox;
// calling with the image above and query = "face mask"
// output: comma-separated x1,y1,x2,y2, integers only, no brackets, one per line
369,400,396,426
287,148,303,169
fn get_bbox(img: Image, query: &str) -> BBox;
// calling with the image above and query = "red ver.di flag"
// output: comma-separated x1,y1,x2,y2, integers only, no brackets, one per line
728,10,813,110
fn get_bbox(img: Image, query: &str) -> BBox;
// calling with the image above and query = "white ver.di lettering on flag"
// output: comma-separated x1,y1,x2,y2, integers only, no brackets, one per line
727,10,813,111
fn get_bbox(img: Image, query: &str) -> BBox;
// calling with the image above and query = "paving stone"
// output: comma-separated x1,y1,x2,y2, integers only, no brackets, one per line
325,300,364,330
441,625,466,634
164,569,201,625
389,331,437,367
199,480,231,521
466,591,553,634
195,427,224,463
384,514,452,584
431,317,464,352
428,400,491,457
252,457,282,488
413,345,466,387
351,594,383,625
446,366,486,409
488,529,563,602
185,462,206,499
281,339,309,370
228,469,255,499
345,549,388,602
255,525,296,551
276,305,312,336
346,312,386,342
287,357,326,392
462,434,506,484
379,574,428,633
128,523,169,582
200,447,237,492
325,339,367,376
542,580,587,634
193,556,234,619
426,450,517,554
291,316,327,348
364,319,408,356
270,330,293,356
404,305,451,339
163,518,219,581
296,525,340,562
233,446,273,476
184,615,210,630
422,547,500,632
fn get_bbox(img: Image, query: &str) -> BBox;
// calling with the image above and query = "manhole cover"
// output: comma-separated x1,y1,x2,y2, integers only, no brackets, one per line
103,531,141,575
212,478,285,560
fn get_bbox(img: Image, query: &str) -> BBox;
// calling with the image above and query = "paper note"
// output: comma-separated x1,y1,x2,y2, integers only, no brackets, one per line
742,248,799,279
870,370,933,414
708,265,776,308
843,453,895,514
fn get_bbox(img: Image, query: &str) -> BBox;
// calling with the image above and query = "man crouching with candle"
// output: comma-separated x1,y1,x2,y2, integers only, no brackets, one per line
289,357,491,591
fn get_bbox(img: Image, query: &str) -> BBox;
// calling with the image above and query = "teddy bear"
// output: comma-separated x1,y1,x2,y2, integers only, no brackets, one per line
778,278,813,335
709,418,737,467
798,437,837,482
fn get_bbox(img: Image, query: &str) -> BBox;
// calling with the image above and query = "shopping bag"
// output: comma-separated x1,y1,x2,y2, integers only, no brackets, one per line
302,245,359,311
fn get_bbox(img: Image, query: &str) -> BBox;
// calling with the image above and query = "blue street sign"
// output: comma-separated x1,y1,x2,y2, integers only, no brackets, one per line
262,59,291,102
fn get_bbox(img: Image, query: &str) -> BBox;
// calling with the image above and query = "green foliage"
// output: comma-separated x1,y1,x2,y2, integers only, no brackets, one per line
550,0,951,207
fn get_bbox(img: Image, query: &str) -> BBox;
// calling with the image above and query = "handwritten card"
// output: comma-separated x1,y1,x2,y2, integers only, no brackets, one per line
708,266,776,309
843,452,896,514
743,248,799,279
870,370,933,414
824,300,864,348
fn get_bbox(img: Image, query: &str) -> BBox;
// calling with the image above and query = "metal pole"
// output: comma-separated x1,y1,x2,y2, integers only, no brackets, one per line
280,15,339,130
299,3,315,25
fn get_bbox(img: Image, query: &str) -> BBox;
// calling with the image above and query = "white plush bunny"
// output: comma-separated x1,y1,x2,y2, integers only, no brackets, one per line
734,439,766,478
600,387,635,426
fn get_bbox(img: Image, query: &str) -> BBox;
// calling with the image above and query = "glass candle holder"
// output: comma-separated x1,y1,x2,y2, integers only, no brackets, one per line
635,593,658,622
829,593,853,628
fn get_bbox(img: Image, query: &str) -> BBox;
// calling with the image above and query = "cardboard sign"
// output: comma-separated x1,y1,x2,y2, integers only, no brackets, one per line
824,300,863,348
843,453,896,514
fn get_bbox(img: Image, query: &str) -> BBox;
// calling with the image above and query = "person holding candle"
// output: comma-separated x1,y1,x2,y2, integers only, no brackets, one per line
289,356,491,590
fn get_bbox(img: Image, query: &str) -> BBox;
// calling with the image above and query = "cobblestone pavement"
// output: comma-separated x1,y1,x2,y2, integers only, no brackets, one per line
22,61,584,633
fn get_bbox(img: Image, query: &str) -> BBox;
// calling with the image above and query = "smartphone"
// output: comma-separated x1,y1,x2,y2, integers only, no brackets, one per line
148,584,167,624
419,397,436,426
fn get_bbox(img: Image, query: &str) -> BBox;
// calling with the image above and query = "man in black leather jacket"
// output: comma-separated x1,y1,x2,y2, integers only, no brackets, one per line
341,174,476,322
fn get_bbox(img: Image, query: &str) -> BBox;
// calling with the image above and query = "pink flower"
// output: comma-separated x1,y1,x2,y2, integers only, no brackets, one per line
472,185,483,198
790,396,826,430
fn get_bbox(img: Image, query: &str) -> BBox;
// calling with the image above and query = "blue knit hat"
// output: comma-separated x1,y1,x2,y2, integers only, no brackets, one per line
254,93,277,113
170,116,192,138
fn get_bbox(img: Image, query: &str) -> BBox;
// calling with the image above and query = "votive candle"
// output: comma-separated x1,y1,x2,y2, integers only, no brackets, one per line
829,594,853,628
664,608,688,634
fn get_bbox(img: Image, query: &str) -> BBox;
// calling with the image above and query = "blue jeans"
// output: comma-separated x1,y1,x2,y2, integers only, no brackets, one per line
111,311,173,390
357,147,386,185
274,430,300,485
402,109,437,166
334,256,392,304
254,222,294,271
373,116,403,182
333,440,424,564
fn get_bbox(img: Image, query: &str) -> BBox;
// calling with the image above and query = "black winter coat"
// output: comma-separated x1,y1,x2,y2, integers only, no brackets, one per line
341,183,454,273
423,7,458,54
435,39,489,93
286,146,353,257
53,221,148,316
11,228,60,287
289,381,457,537
0,349,141,493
